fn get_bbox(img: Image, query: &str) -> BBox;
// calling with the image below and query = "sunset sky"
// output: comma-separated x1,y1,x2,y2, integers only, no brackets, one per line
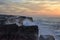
0,0,60,17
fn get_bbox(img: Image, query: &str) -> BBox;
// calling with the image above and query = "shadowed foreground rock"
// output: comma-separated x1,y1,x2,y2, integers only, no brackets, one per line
0,24,38,40
46,35,55,40
39,35,55,40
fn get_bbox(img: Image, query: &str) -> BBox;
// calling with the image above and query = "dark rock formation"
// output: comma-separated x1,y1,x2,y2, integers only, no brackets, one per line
39,35,55,40
0,24,38,40
39,35,46,40
0,14,33,25
46,35,55,40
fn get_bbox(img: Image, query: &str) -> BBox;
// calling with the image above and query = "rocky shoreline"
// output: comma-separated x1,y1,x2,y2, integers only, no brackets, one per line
0,24,38,40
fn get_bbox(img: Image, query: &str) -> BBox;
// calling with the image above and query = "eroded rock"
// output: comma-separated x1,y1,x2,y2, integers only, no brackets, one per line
0,24,38,40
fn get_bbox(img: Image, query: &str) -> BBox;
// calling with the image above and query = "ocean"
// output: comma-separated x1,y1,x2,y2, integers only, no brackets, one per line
33,17,60,40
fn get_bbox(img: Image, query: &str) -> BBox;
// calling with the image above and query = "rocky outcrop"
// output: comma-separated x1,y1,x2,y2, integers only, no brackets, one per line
39,35,55,40
5,16,33,25
39,35,46,40
0,14,33,25
0,15,38,40
46,35,55,40
0,24,38,40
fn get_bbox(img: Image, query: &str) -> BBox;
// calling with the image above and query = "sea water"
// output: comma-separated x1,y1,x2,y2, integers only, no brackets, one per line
33,17,60,40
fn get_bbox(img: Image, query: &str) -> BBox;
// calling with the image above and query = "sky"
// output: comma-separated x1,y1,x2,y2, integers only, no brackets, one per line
0,0,60,17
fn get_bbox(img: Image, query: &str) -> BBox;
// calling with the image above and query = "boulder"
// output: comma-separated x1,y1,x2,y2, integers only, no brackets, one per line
39,35,46,40
39,35,55,40
46,35,55,40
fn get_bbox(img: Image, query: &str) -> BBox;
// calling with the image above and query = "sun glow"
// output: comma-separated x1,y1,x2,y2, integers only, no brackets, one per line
0,0,60,16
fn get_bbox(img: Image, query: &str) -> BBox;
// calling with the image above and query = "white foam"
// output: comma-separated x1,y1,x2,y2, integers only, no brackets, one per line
23,19,36,26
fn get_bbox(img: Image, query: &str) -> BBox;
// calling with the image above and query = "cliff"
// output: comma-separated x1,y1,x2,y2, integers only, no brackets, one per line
0,24,38,40
0,14,33,25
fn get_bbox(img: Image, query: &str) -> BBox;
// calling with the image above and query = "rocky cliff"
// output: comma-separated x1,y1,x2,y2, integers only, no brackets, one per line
0,24,38,40
0,14,33,25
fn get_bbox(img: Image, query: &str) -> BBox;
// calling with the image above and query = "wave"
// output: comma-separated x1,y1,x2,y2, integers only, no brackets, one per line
33,17,60,40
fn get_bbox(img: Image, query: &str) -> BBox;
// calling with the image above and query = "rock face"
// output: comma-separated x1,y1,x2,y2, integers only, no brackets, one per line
0,24,38,40
0,14,33,25
5,16,33,25
0,15,38,40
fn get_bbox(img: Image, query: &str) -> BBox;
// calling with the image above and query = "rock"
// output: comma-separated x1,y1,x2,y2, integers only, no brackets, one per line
39,35,55,40
46,35,55,40
0,24,38,40
39,35,46,40
4,16,33,26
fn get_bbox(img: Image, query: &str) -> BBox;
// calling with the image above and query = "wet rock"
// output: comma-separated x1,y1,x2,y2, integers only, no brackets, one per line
46,35,55,40
39,35,46,40
39,35,55,40
0,24,38,40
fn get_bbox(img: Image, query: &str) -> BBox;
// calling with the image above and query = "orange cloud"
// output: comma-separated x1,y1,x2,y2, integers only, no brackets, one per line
0,1,60,17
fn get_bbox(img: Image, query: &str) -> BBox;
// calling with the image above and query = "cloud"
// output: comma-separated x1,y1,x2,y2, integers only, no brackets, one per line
0,0,60,16
0,0,5,5
0,0,8,5
0,0,60,11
